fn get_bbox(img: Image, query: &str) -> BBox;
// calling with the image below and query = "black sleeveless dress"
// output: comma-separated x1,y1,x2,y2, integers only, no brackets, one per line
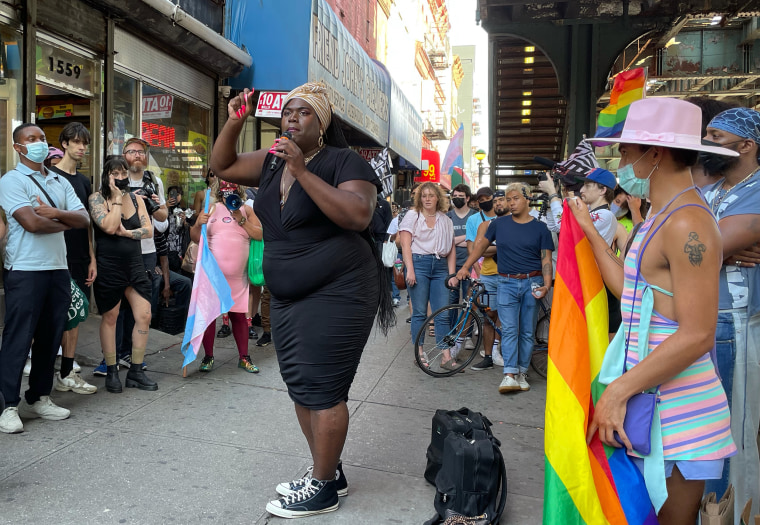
254,146,381,410
93,193,152,313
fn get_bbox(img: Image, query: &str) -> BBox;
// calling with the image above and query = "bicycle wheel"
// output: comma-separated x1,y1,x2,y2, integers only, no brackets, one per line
530,347,548,379
414,304,483,377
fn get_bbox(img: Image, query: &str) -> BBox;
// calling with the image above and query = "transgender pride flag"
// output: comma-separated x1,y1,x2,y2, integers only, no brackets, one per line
441,123,464,177
181,190,234,369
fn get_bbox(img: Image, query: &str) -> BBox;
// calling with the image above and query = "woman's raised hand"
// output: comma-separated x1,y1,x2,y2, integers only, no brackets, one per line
108,175,120,196
228,88,255,121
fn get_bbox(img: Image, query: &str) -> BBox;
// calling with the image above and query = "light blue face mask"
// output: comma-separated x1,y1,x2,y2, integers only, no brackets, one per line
15,141,50,164
610,203,628,218
617,149,656,199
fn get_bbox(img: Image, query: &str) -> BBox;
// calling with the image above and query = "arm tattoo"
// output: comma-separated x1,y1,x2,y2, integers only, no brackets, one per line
684,232,706,267
605,247,625,268
140,213,149,228
89,194,107,227
130,227,150,240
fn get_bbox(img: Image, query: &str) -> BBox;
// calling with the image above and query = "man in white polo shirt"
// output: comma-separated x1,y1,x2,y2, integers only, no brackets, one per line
0,123,90,433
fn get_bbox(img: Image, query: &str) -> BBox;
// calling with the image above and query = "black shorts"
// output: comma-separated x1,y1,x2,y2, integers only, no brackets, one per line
93,255,152,313
67,258,91,301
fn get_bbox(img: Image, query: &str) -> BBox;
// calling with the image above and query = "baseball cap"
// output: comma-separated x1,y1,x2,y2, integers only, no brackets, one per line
493,190,506,197
123,137,149,153
47,147,64,160
579,168,617,190
475,187,494,199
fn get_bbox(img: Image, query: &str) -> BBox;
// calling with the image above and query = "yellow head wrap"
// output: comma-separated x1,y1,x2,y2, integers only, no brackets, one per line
282,81,332,131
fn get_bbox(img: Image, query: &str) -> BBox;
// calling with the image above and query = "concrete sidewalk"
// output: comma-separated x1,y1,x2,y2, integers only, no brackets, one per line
0,315,545,524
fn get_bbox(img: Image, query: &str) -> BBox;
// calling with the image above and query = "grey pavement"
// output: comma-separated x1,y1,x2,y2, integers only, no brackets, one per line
0,313,545,524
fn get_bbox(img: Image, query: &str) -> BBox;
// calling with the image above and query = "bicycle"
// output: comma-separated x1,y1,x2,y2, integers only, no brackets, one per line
413,275,550,378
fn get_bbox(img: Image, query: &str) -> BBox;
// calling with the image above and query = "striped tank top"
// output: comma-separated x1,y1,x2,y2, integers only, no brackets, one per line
621,201,736,461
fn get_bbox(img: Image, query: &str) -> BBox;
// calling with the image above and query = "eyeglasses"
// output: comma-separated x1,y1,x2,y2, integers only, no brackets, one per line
124,150,146,156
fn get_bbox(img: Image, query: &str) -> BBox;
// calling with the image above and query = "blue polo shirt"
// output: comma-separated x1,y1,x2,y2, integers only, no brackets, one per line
0,162,84,271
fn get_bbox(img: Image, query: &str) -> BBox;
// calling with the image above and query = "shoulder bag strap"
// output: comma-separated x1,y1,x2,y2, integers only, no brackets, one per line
27,174,58,208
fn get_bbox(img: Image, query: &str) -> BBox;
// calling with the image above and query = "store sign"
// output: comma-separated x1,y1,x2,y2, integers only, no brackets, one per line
354,147,382,162
142,122,176,149
309,0,390,145
36,41,96,97
387,77,422,169
143,94,174,120
415,149,441,185
256,91,288,118
37,104,74,119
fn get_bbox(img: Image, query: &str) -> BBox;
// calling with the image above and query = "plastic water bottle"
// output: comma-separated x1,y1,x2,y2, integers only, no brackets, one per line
531,281,543,298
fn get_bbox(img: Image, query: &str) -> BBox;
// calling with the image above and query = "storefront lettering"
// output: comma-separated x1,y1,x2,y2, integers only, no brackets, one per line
142,122,176,149
312,15,339,79
48,57,82,79
346,101,363,127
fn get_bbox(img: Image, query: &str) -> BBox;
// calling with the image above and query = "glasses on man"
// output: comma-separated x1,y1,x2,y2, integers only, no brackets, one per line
124,150,146,156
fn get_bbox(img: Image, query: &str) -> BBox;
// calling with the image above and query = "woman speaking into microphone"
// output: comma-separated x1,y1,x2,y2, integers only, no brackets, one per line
211,82,393,518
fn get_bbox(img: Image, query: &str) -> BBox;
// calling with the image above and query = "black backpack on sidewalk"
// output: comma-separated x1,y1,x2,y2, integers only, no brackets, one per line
423,408,507,525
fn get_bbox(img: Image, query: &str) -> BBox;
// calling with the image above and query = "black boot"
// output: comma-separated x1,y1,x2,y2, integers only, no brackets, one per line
105,365,122,393
125,363,158,391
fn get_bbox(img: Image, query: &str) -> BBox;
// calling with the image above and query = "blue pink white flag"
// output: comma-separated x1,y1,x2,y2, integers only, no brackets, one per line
441,123,464,177
181,190,234,369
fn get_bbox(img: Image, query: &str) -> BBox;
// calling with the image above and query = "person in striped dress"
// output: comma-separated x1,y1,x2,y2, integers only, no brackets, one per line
570,98,738,524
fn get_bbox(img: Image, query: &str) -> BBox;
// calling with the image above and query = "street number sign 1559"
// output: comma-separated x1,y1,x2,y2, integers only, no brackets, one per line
48,57,81,79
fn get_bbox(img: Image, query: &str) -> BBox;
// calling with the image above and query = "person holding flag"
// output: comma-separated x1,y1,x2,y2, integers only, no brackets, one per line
568,97,737,523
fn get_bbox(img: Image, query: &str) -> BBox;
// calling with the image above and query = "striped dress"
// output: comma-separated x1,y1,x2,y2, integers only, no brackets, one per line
621,207,736,461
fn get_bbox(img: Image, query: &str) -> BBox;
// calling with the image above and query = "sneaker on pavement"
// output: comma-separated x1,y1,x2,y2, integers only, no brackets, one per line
256,332,272,347
53,357,81,373
277,463,349,498
93,359,111,376
248,326,258,340
118,354,147,371
199,355,214,372
217,324,232,338
498,375,520,394
0,407,23,433
238,355,259,373
251,313,262,327
493,350,504,367
479,349,485,358
266,478,339,518
464,338,476,350
55,371,97,394
470,356,493,371
392,298,400,307
18,396,70,420
22,358,31,377
517,372,530,391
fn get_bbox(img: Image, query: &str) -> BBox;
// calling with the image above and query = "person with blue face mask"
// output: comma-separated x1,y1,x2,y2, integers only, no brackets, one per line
571,98,739,523
0,123,90,434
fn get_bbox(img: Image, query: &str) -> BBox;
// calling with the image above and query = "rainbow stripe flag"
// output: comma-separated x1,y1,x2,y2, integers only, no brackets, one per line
543,201,658,525
594,68,647,139
180,190,234,369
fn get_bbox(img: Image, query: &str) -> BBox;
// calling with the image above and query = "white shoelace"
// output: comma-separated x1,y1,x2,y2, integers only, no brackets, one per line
282,481,321,505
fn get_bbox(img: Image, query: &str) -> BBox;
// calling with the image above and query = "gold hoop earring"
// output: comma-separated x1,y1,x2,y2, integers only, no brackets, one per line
318,132,324,148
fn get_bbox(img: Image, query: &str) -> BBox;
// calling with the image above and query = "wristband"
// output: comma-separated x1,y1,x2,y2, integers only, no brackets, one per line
549,193,560,200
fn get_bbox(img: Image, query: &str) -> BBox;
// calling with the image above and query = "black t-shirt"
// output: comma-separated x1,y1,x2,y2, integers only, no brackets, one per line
49,165,91,263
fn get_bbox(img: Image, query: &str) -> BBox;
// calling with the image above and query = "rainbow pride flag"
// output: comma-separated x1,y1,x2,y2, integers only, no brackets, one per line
595,68,647,139
543,201,657,524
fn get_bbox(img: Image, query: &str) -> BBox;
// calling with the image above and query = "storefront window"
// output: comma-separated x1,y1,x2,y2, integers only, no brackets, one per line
111,71,137,155
0,26,23,174
140,83,210,207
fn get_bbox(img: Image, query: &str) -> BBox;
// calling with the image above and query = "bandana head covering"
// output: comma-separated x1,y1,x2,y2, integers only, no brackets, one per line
282,81,332,131
708,107,760,145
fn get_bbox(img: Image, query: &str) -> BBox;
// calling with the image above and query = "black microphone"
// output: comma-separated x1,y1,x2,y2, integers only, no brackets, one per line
269,131,293,171
533,156,558,169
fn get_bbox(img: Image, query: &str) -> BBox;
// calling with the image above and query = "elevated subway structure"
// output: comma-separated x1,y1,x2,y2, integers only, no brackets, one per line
477,0,760,186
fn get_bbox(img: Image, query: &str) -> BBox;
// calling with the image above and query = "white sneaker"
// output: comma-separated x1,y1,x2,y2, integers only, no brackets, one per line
464,338,476,350
55,371,97,394
498,375,520,394
0,407,23,433
17,396,70,420
493,351,504,367
23,358,31,377
479,349,486,358
517,372,530,391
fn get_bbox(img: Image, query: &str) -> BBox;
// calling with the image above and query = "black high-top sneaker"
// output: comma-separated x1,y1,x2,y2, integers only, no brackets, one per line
266,478,339,518
276,462,348,497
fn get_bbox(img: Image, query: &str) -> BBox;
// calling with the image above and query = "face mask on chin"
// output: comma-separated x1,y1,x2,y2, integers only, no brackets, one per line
114,178,130,191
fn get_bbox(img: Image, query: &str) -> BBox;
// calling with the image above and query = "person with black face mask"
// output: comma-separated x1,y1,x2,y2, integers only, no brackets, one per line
88,156,157,394
447,184,476,350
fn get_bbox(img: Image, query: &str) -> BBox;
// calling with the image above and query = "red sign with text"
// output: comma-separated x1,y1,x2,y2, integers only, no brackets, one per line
256,91,288,118
143,94,173,120
415,149,441,185
142,122,176,149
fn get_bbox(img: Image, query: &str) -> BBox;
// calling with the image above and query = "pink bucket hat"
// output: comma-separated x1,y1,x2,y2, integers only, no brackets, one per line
589,98,739,157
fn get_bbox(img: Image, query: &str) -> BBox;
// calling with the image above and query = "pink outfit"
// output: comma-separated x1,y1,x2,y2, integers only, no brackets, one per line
399,210,454,257
206,203,250,312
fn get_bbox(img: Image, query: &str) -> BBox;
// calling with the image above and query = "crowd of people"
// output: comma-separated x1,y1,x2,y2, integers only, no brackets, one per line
0,89,759,522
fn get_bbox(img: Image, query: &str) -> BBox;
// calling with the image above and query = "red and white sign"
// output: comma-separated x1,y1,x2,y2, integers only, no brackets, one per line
256,91,288,118
355,148,382,162
415,149,442,186
142,94,173,120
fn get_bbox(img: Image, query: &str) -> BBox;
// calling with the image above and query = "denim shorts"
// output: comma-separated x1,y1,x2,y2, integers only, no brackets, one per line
631,457,724,480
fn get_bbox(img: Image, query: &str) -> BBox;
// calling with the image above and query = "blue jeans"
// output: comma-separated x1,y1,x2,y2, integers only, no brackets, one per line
407,254,450,346
705,309,760,519
496,275,542,374
390,268,401,302
448,271,471,326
